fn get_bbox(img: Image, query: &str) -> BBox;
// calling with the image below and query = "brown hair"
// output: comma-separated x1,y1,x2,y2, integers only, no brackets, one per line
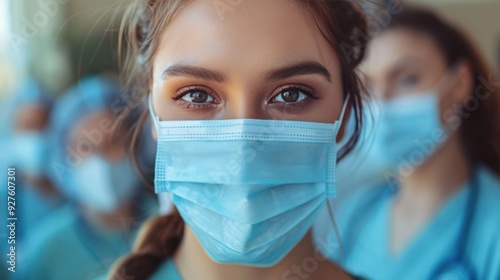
111,0,369,279
380,7,500,175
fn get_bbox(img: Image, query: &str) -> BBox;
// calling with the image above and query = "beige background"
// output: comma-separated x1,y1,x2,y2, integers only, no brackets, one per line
408,0,500,73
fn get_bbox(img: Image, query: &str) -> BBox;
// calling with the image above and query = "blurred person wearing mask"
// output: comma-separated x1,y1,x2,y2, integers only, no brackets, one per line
315,7,500,280
0,80,65,269
1,79,64,223
19,76,158,280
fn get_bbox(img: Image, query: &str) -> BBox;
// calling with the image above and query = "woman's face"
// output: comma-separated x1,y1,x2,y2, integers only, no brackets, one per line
69,111,125,162
361,28,470,114
361,28,449,100
151,0,343,128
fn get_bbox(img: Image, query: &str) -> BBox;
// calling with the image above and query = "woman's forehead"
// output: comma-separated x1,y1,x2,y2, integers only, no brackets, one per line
362,29,444,76
152,0,340,81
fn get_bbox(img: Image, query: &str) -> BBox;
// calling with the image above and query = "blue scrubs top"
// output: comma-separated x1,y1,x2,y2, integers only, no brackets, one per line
18,195,158,280
315,166,500,280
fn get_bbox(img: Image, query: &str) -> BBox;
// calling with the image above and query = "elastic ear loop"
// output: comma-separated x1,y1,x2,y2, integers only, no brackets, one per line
335,93,351,149
326,94,351,196
148,94,161,135
327,199,344,261
324,95,349,259
338,93,351,124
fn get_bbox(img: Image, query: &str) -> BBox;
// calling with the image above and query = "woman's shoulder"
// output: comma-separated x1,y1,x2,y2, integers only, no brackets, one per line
475,166,500,214
470,166,500,245
468,167,500,280
150,258,182,280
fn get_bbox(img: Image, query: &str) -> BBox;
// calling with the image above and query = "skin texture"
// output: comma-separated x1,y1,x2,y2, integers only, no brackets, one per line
14,104,50,132
69,111,125,163
149,0,351,279
361,29,473,255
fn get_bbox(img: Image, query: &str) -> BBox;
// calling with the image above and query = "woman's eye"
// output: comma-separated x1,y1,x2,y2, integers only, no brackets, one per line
273,88,308,103
399,74,419,87
181,91,215,103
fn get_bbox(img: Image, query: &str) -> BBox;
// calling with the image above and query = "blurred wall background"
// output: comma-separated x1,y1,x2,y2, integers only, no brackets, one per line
409,0,500,74
0,0,130,99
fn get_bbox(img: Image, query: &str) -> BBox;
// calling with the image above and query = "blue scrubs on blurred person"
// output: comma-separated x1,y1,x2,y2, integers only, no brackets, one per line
0,80,65,275
315,166,500,280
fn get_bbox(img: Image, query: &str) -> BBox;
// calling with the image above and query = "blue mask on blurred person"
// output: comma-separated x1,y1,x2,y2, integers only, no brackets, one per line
73,155,139,213
12,132,49,177
149,95,348,266
373,91,449,175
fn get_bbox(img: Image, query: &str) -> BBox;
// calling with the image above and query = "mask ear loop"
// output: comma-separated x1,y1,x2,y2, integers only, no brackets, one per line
326,94,350,259
322,94,349,259
148,94,161,135
327,199,344,261
335,93,352,148
338,94,351,124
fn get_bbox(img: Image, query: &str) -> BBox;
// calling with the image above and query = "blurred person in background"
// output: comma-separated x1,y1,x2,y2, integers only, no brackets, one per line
316,7,500,280
1,79,64,223
0,79,66,270
19,76,158,280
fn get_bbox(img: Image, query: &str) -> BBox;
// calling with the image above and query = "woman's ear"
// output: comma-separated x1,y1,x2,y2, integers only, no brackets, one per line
451,60,474,105
439,60,473,124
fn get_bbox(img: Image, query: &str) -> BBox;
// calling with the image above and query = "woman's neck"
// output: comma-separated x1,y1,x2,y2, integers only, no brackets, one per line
174,227,352,280
398,133,470,204
390,133,470,254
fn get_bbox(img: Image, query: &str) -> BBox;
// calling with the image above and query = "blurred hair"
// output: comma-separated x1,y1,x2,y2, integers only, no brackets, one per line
111,0,370,279
380,6,500,175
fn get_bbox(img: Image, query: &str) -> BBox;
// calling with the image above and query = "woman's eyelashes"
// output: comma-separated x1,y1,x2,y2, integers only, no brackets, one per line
268,85,320,111
172,84,320,112
396,73,420,89
173,86,220,110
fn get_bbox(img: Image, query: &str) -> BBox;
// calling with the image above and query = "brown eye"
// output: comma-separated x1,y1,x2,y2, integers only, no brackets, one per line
273,88,308,103
282,90,299,102
182,91,214,103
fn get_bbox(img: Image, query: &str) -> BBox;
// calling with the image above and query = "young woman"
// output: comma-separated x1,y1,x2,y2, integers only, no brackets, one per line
110,0,371,279
329,7,500,280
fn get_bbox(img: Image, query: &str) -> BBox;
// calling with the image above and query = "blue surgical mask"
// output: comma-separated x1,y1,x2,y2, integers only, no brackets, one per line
73,155,140,213
372,91,449,175
12,132,49,176
149,94,348,266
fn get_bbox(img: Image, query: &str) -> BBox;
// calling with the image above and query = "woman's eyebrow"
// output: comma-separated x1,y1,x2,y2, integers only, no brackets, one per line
161,60,331,82
266,60,331,82
162,65,225,82
388,56,422,79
